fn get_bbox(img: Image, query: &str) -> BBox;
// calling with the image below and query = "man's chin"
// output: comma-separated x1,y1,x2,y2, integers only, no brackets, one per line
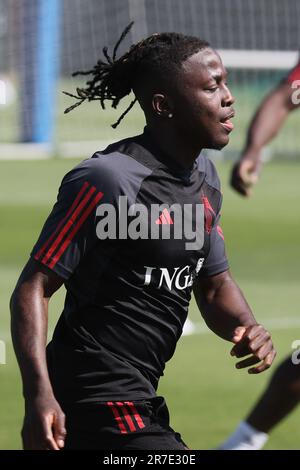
208,136,230,150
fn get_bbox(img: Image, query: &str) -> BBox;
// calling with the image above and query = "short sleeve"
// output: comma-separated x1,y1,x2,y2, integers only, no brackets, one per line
31,158,115,279
197,156,229,278
200,209,229,277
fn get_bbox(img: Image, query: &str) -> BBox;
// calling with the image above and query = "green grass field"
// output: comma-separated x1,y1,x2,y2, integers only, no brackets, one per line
0,158,300,449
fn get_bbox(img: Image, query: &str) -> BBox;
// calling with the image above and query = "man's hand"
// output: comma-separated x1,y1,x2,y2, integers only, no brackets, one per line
230,158,261,197
22,394,66,450
230,325,276,374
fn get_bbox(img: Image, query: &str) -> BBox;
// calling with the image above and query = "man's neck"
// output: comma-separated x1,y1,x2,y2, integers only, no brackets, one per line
146,125,202,170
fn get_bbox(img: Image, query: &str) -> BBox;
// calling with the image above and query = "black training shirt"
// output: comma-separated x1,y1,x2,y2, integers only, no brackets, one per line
31,129,229,406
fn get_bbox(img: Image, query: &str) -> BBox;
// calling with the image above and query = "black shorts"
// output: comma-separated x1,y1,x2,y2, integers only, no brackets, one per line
63,396,188,450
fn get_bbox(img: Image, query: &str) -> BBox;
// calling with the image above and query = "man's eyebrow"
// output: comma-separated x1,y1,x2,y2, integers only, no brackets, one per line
209,69,228,82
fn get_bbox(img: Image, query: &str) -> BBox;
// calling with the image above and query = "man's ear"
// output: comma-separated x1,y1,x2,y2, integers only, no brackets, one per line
152,94,174,118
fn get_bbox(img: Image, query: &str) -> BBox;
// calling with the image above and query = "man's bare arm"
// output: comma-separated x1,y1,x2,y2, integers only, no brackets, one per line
10,258,66,450
231,81,300,196
193,270,276,374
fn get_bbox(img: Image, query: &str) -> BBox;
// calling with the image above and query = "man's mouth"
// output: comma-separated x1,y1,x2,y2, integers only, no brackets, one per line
220,111,235,132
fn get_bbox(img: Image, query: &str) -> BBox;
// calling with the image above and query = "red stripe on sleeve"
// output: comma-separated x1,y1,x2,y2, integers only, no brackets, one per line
124,401,145,429
48,191,103,269
107,402,128,434
35,181,90,261
41,186,97,265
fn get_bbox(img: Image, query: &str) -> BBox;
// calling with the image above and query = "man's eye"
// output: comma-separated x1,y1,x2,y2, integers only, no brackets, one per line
206,87,218,92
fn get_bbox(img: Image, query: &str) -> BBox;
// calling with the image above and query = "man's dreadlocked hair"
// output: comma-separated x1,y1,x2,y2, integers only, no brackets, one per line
63,22,210,129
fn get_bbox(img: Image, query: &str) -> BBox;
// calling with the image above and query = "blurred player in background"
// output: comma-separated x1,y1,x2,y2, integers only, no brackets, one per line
231,61,300,196
10,24,275,450
219,61,300,450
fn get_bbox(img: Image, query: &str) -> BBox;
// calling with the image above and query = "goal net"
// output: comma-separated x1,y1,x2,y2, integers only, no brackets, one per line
1,0,299,159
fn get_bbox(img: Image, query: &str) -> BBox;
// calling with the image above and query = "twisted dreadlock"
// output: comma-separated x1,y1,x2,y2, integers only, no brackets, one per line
63,22,209,128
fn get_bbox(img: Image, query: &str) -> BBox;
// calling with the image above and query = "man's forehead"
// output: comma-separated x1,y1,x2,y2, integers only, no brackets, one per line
181,49,226,80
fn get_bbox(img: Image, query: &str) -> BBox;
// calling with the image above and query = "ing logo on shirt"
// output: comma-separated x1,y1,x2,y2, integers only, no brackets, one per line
143,258,204,291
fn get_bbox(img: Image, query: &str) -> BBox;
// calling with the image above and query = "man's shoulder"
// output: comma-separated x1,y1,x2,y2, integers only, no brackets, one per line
80,137,143,174
62,136,153,195
88,135,153,175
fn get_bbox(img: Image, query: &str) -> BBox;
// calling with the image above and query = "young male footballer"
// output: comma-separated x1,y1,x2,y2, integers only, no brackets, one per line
11,24,275,450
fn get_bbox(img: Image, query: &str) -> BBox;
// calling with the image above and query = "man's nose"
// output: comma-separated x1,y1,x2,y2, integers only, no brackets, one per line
222,85,235,107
